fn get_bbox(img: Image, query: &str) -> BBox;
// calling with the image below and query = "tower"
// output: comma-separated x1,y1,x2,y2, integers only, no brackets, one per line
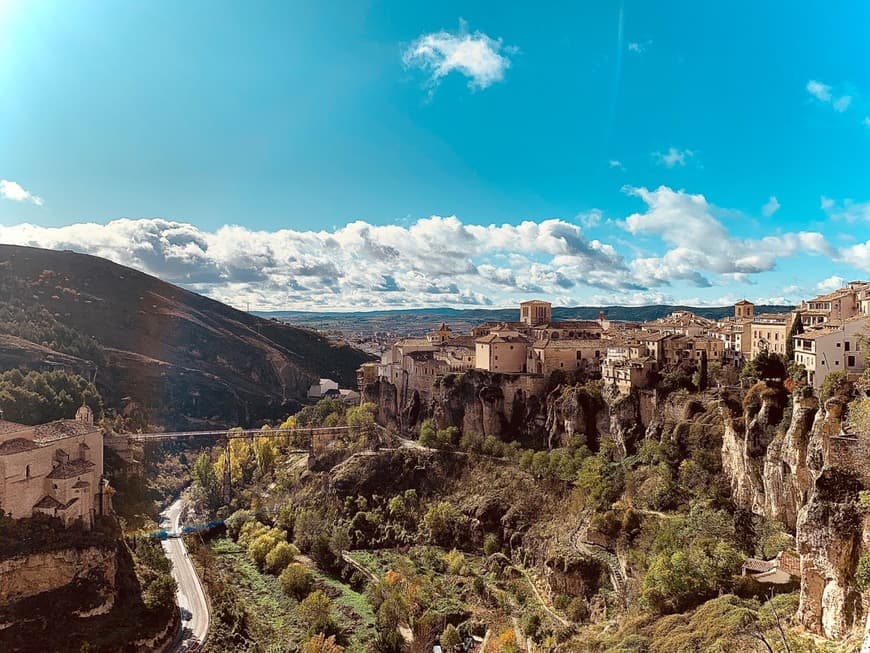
734,300,755,322
520,300,552,326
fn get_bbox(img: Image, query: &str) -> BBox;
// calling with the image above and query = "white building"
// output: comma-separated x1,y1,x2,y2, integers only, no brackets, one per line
793,316,869,388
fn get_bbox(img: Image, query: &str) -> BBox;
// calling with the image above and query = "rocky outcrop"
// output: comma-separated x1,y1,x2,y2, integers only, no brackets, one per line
0,545,116,605
797,468,863,639
544,385,607,451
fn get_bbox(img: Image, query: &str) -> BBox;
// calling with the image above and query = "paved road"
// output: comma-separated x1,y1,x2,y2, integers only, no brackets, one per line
160,499,209,652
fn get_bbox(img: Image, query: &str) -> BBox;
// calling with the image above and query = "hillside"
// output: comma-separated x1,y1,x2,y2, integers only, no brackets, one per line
0,244,373,428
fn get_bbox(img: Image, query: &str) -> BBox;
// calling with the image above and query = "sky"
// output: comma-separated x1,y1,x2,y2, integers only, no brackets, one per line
2,1,870,311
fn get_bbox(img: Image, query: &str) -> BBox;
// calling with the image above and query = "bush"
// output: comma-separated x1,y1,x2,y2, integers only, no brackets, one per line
483,533,500,556
521,612,541,638
302,634,344,653
566,597,588,622
298,590,338,637
421,502,469,548
441,623,462,648
280,563,314,599
265,541,298,574
443,548,466,575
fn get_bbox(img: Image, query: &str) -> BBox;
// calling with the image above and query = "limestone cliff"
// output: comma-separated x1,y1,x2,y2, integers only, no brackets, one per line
718,384,870,640
0,545,116,606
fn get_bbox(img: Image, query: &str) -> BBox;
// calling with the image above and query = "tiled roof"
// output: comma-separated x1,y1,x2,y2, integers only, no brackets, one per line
0,437,38,455
742,558,774,573
33,496,63,510
476,334,529,344
32,420,98,444
47,458,95,480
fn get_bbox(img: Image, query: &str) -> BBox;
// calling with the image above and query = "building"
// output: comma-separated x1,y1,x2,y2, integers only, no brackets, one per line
475,332,530,373
798,282,869,328
527,338,603,375
601,353,656,395
519,300,552,326
734,299,755,322
307,378,340,399
0,405,111,528
793,316,869,388
749,312,795,359
742,551,801,585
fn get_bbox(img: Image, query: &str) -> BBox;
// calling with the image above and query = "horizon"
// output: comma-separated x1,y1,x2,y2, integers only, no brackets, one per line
3,2,870,311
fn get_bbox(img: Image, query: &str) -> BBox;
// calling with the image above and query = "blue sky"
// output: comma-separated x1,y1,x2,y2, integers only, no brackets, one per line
2,1,870,310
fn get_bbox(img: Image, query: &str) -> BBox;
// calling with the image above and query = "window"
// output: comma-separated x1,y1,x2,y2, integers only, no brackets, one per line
848,356,856,367
845,341,851,351
25,464,30,480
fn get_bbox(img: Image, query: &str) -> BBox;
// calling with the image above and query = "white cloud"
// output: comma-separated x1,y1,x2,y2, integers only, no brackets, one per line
621,185,832,288
0,179,43,206
403,20,514,91
0,186,857,310
816,275,844,292
761,195,780,217
806,79,852,113
608,159,623,169
653,147,693,168
807,80,832,103
821,196,870,222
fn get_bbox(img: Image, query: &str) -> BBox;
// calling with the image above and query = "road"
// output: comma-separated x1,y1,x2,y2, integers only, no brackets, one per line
160,499,209,652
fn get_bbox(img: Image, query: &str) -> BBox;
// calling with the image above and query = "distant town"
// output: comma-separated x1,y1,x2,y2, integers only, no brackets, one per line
355,282,870,400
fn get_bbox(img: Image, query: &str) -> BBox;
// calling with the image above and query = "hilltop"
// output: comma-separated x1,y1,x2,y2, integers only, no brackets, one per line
0,244,373,428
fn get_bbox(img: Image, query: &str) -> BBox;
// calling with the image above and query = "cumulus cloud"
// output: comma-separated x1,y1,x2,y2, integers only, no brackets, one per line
653,147,693,168
816,275,844,291
402,20,514,91
620,185,832,288
762,196,780,217
608,160,623,169
627,40,651,53
0,186,856,309
0,215,636,310
806,79,852,113
821,196,870,223
0,179,43,206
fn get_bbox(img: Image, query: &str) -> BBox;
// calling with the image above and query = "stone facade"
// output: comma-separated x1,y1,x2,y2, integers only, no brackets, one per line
0,406,110,528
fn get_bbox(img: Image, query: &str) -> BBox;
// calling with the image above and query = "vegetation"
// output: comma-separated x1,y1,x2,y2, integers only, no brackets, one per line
0,368,102,424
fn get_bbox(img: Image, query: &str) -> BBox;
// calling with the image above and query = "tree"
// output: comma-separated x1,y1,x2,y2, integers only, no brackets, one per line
265,541,297,574
192,453,221,509
302,634,344,653
280,563,314,599
786,313,804,361
698,350,708,392
441,623,462,649
298,590,338,636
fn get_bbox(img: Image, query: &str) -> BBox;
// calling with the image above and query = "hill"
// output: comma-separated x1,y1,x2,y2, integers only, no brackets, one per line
0,245,373,428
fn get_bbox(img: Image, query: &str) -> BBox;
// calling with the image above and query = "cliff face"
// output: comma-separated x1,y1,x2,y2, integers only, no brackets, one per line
719,386,869,640
0,545,116,606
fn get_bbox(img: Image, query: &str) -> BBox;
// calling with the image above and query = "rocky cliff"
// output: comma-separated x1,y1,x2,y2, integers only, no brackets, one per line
0,544,116,607
719,383,870,640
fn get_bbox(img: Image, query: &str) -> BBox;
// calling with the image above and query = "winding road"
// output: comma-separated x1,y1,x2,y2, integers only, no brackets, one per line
160,499,210,652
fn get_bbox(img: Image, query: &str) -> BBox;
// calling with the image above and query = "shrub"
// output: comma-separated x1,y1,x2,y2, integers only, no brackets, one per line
856,552,870,590
280,563,314,599
302,634,344,653
483,533,500,556
265,541,298,574
443,548,466,575
225,509,254,539
521,613,541,638
441,623,462,648
298,590,338,636
566,597,588,622
421,501,469,548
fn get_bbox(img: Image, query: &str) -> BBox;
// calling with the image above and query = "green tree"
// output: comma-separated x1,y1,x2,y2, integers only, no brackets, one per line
786,313,804,361
298,590,338,636
280,563,314,599
302,634,344,653
441,623,462,649
265,541,298,574
192,453,221,509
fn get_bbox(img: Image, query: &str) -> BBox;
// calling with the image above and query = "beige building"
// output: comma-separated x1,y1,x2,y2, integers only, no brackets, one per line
602,355,656,395
527,339,603,375
520,300,552,326
0,406,110,528
734,299,755,322
794,316,869,388
750,312,795,358
475,332,529,373
798,282,869,327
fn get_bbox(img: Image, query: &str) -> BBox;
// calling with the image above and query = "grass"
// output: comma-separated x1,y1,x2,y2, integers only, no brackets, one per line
207,537,376,652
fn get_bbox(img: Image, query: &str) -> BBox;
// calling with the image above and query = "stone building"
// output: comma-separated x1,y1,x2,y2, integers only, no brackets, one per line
520,299,552,326
0,405,111,528
793,316,869,388
527,338,603,375
474,332,530,373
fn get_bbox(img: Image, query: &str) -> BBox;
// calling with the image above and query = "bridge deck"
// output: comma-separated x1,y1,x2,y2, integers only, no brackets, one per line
127,426,354,442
